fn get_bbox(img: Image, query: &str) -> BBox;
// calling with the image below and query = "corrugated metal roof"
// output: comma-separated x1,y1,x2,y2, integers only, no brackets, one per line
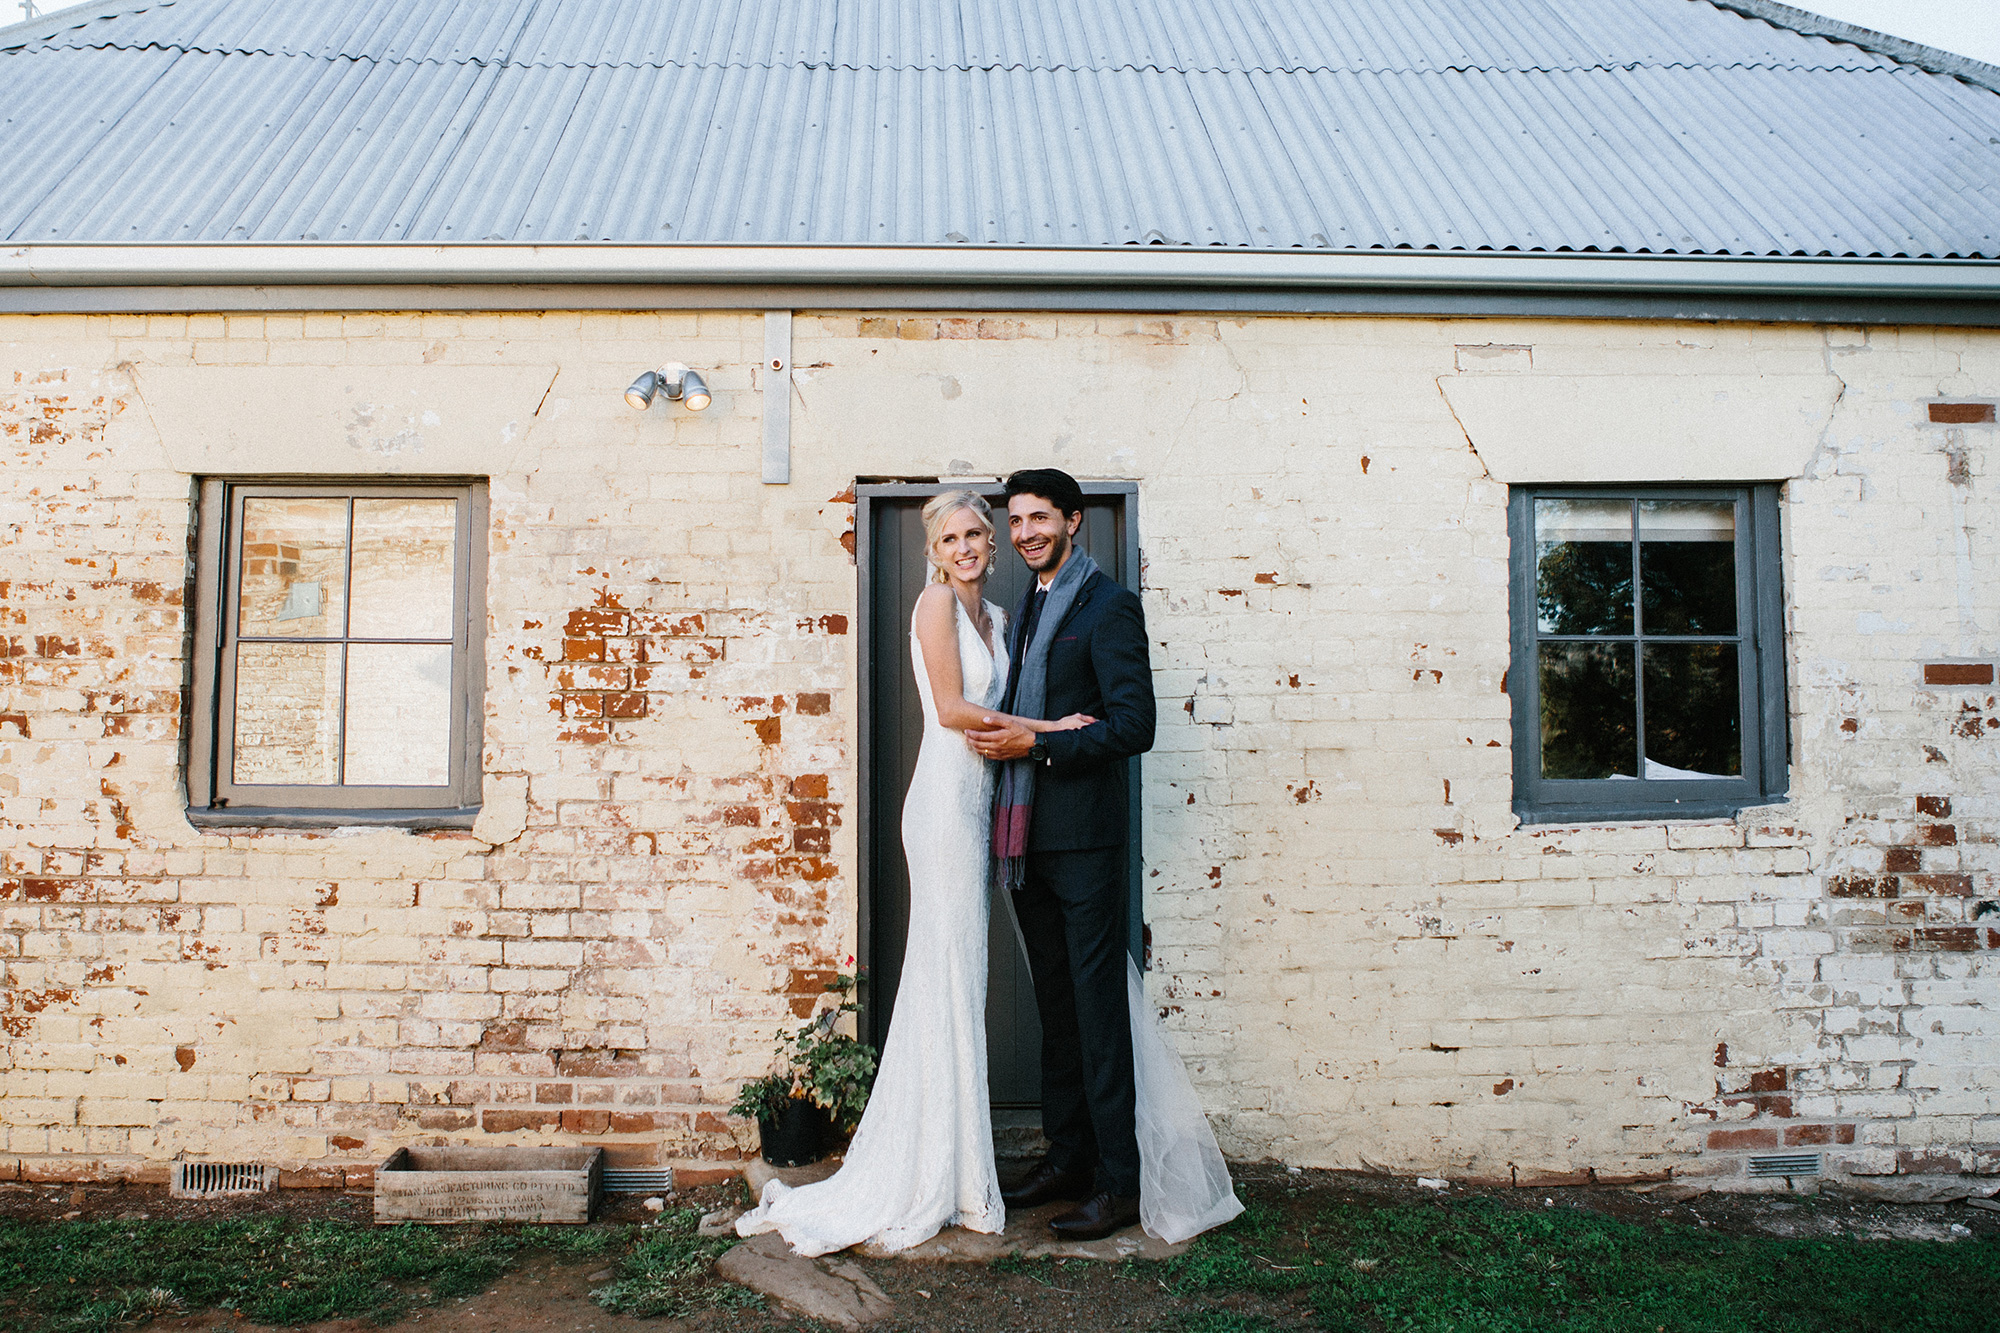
2,0,1997,257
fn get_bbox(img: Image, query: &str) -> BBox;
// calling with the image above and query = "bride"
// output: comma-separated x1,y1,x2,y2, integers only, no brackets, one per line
736,489,1240,1257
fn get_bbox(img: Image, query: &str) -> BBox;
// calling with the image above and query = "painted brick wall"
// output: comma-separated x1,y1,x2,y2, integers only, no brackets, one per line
0,310,1992,1197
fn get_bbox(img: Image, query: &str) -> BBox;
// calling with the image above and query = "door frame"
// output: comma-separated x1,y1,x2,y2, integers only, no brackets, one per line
854,479,1143,1051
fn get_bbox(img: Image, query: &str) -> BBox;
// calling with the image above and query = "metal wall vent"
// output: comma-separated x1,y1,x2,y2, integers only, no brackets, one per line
170,1162,277,1198
603,1167,674,1195
1747,1153,1821,1179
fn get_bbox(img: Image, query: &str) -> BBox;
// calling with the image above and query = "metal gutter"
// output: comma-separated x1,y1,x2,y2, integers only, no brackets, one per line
5,244,2000,300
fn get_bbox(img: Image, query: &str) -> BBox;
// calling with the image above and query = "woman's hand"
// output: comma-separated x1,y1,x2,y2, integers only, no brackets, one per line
1048,713,1097,732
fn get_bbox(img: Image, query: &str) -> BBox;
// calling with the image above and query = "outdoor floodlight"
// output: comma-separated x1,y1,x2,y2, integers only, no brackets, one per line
625,362,711,412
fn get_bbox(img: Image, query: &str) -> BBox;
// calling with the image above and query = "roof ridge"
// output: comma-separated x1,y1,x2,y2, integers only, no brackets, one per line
0,40,1928,78
0,0,171,48
1701,0,2000,96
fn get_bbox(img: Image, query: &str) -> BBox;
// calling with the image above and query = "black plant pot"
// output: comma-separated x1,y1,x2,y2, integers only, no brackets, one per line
759,1096,835,1167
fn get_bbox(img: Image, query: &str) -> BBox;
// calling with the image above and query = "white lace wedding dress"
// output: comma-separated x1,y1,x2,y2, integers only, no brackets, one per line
736,595,1010,1255
736,595,1243,1255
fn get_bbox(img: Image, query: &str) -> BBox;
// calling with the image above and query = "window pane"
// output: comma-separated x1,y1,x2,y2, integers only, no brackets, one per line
233,642,341,784
343,643,453,786
1643,643,1742,778
1540,642,1637,779
1641,501,1736,635
1535,499,1633,635
350,498,458,639
238,497,347,638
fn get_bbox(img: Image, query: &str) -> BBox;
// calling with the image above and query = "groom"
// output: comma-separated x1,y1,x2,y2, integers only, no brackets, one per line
967,468,1156,1241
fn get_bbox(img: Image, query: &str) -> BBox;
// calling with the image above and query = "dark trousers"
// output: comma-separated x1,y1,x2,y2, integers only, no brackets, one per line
1013,844,1139,1198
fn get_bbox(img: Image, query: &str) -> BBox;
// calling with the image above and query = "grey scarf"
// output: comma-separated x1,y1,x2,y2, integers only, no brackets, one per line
991,549,1100,891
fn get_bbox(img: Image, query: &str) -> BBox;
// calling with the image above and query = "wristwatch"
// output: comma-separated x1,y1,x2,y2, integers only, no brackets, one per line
1028,741,1049,765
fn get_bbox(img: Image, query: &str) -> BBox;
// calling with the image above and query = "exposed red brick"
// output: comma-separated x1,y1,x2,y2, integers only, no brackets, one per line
1746,1069,1788,1093
1515,1169,1592,1188
328,1135,365,1151
754,717,782,745
345,1166,377,1189
278,1167,344,1189
1899,1149,1969,1174
1924,662,1995,686
1915,795,1952,817
602,692,646,719
1928,402,1996,423
673,1166,744,1187
1919,824,1958,847
562,1109,612,1134
174,1046,196,1072
608,1112,664,1134
1913,926,1979,952
790,774,829,799
562,638,605,662
1707,1127,1778,1151
1783,1124,1857,1146
1906,874,1974,896
786,800,834,827
1826,875,1896,898
796,692,831,716
565,608,631,636
412,1108,476,1130
693,1111,734,1134
557,1051,642,1079
482,1109,560,1133
721,806,761,828
1884,846,1922,874
791,828,830,854
534,1082,573,1104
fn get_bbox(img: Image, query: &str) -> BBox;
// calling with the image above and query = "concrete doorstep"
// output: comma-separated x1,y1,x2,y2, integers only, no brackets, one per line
715,1232,896,1331
716,1157,1192,1326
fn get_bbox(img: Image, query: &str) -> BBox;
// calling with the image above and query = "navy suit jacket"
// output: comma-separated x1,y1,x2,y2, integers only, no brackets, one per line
1005,569,1156,852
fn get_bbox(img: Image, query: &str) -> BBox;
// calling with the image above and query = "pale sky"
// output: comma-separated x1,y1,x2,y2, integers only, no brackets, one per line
1791,1,2000,66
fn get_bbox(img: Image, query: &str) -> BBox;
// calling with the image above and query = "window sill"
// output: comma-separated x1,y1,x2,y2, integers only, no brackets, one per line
185,806,480,831
1514,796,1790,826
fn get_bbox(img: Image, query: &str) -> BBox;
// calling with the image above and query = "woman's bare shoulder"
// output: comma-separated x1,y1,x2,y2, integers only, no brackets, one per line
914,584,955,625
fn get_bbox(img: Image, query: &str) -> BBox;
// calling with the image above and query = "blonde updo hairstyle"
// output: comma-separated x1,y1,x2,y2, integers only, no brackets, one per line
921,489,995,585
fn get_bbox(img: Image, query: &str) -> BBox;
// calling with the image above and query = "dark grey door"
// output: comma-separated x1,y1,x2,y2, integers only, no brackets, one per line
858,483,1138,1108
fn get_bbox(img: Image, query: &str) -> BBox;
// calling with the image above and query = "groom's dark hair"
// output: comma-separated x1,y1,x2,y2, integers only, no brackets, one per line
1004,468,1085,519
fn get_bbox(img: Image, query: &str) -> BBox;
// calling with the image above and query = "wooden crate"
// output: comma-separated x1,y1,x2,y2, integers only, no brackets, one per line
373,1146,603,1224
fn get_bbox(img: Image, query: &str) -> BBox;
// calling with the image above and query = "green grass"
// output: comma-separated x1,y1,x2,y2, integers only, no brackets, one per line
588,1207,762,1319
0,1210,752,1332
1155,1190,2000,1333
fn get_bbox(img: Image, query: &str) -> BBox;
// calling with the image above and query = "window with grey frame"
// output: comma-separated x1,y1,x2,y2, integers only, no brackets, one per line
187,480,487,826
1508,485,1786,824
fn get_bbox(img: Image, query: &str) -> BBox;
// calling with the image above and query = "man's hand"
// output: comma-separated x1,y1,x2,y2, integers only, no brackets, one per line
965,714,1037,761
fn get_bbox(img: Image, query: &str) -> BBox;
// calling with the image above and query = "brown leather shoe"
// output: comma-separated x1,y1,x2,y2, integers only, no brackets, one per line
1048,1191,1141,1240
1001,1158,1092,1209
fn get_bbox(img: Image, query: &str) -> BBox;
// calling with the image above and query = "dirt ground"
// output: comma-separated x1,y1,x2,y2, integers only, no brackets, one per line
3,1168,1994,1332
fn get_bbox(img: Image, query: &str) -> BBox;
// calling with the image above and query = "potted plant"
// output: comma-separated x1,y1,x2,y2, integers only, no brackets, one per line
730,971,879,1167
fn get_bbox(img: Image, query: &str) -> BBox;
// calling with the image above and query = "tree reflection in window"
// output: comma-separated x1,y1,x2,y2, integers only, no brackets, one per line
1531,495,1743,783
